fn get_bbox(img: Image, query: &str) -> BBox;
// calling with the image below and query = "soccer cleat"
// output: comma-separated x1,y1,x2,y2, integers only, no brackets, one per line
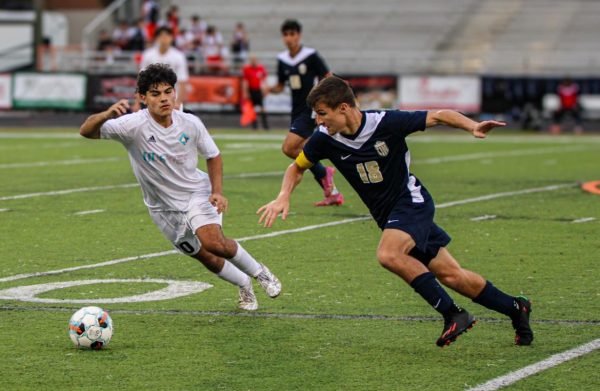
320,166,337,197
314,192,345,207
238,284,258,311
255,263,282,298
436,308,476,347
511,296,534,346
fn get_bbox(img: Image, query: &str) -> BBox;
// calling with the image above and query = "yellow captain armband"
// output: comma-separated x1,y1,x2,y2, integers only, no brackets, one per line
295,151,314,170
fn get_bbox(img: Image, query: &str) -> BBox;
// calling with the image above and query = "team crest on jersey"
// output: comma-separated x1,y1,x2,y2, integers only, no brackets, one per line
298,63,307,75
374,141,389,157
178,133,190,145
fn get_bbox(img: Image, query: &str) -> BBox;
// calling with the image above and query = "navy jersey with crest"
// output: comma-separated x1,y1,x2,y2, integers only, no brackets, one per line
277,46,329,118
302,110,431,228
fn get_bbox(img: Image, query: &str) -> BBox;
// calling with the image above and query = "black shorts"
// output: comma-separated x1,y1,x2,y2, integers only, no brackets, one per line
553,108,582,124
383,198,451,265
249,89,263,106
290,107,317,139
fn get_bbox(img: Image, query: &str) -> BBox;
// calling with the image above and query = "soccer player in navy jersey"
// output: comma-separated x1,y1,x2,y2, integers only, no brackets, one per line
267,19,344,206
258,76,533,347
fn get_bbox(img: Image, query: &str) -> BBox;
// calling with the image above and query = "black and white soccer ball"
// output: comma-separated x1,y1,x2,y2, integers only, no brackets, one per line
68,306,113,349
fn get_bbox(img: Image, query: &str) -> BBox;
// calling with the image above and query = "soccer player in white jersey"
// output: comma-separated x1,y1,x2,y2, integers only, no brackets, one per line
80,63,281,310
140,26,189,109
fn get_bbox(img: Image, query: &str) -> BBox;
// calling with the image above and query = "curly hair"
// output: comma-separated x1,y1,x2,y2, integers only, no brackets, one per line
136,63,178,95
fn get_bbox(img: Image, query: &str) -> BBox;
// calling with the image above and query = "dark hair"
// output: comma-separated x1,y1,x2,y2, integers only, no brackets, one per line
137,63,178,95
154,26,173,38
307,76,356,110
281,19,301,34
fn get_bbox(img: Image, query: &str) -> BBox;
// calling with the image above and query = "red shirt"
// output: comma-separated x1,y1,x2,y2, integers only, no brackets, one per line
558,83,579,109
243,64,267,90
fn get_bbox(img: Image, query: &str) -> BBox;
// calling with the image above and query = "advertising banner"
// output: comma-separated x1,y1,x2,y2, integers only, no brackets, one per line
87,75,137,111
263,75,291,114
399,76,481,113
0,74,11,109
13,73,87,110
185,76,241,112
344,75,398,110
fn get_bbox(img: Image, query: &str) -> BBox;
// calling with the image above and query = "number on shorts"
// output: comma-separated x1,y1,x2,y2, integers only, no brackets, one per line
178,241,195,254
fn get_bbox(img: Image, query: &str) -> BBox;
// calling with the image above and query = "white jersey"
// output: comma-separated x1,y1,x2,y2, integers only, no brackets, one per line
140,46,189,82
100,109,220,211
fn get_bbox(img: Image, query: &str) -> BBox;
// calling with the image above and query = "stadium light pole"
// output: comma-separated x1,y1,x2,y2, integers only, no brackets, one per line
33,0,44,70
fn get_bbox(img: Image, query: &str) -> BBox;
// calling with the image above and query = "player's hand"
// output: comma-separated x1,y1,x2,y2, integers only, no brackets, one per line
209,193,228,214
106,99,130,119
472,120,506,138
257,199,289,228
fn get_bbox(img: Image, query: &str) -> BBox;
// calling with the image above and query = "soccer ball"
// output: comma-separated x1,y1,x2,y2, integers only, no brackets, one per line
68,306,113,349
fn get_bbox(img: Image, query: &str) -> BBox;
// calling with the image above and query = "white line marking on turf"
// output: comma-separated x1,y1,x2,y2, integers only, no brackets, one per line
0,208,9,212
0,157,122,169
467,338,600,391
572,217,595,223
74,209,105,216
0,172,284,201
471,215,497,221
0,183,574,283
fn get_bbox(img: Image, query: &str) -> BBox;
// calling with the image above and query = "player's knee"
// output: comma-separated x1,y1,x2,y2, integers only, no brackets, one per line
376,248,404,270
281,143,299,159
201,238,232,258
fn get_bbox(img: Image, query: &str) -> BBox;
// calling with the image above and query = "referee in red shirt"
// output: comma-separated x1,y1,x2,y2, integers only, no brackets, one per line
242,55,269,130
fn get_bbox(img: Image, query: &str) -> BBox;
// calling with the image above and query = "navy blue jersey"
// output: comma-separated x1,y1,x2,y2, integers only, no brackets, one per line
302,110,431,228
277,46,329,118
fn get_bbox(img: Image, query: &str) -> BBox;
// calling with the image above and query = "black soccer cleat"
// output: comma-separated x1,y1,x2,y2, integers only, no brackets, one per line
436,308,476,347
511,296,534,346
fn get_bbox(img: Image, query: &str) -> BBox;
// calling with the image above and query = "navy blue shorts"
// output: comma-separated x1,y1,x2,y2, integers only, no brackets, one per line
289,108,317,139
383,198,451,265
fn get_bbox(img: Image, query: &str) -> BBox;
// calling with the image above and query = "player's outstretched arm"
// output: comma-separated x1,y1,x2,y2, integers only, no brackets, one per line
257,162,306,227
425,110,506,138
80,99,130,139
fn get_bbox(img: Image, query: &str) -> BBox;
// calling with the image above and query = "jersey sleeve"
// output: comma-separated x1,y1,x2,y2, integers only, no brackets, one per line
385,110,428,136
175,51,189,82
194,117,220,159
298,131,328,168
312,51,330,79
277,59,286,85
100,114,137,144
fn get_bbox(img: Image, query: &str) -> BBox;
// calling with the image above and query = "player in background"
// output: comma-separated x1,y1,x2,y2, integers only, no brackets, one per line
139,26,189,110
80,64,281,311
242,54,269,130
258,76,533,347
550,77,583,135
267,19,343,206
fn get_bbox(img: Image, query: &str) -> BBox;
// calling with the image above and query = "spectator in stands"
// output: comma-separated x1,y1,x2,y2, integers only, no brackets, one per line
550,78,583,135
203,25,227,73
231,22,249,71
126,18,147,52
142,0,160,42
190,14,207,45
140,26,189,109
176,28,195,52
96,29,113,52
242,54,269,130
112,20,130,51
166,5,180,38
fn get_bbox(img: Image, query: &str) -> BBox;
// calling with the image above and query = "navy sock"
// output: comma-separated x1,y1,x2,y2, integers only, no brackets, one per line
309,162,327,188
410,272,457,315
473,280,518,317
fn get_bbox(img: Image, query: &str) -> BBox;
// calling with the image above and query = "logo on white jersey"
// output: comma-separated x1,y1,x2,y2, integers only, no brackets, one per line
374,141,389,157
147,135,156,143
178,133,190,145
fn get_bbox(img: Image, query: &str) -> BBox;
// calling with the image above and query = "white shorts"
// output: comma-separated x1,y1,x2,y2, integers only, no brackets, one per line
149,193,223,256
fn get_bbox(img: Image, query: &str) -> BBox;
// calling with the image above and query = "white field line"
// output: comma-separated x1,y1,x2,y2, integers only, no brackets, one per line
0,183,573,283
0,142,81,151
0,208,9,212
470,215,497,221
572,217,596,223
74,209,105,216
467,338,600,391
0,172,285,201
0,157,122,169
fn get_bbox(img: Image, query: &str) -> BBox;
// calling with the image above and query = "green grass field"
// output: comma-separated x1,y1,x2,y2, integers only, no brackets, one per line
1,127,599,390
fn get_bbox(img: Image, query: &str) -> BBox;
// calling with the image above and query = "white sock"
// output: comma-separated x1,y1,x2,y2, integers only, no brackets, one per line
217,260,251,287
227,242,262,277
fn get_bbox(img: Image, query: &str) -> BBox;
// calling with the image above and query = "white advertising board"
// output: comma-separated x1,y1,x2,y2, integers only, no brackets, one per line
399,76,481,113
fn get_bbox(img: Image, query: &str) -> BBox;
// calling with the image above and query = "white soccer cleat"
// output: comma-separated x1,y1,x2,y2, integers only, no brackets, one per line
238,284,258,311
255,263,282,298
